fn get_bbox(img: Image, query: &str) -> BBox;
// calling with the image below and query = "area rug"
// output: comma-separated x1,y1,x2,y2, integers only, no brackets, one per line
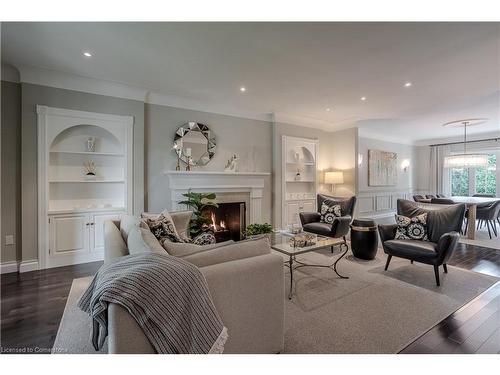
53,250,498,354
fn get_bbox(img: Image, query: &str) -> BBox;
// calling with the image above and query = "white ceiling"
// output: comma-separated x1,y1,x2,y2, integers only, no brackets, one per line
2,22,499,143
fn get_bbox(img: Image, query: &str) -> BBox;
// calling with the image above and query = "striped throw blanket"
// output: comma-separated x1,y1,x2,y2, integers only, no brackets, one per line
78,252,228,354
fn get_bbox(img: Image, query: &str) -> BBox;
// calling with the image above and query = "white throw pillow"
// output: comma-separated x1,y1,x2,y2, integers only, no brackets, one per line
120,215,148,242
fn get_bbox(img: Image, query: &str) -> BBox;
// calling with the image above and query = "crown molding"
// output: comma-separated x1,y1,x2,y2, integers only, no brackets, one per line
357,127,416,146
146,91,272,123
1,63,20,83
273,112,358,133
18,65,149,102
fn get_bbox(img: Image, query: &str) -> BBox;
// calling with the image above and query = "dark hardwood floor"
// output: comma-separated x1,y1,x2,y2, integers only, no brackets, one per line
1,261,102,353
1,243,499,354
400,242,500,354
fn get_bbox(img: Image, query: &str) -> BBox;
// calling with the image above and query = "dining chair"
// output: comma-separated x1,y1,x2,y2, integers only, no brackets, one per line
476,201,500,239
430,198,455,205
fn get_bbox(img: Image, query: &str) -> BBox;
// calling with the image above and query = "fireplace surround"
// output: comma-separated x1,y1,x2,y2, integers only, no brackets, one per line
164,171,270,225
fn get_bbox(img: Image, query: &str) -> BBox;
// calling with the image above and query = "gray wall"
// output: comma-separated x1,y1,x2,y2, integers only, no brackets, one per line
1,81,22,263
356,136,418,217
272,122,357,227
20,83,145,262
145,103,273,223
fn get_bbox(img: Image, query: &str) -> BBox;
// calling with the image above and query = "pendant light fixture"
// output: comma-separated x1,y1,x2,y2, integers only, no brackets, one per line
443,119,489,168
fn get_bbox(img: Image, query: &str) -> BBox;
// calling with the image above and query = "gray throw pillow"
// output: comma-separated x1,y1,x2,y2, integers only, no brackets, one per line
395,213,429,241
128,227,166,255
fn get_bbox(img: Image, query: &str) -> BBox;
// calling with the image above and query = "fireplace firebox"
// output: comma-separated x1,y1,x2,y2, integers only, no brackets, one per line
203,202,246,242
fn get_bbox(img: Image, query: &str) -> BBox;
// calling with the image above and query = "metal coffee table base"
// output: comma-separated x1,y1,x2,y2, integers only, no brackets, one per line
285,242,349,300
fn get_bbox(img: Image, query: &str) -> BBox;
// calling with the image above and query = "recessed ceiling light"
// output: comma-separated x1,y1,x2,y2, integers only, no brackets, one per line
326,108,331,112
239,86,246,92
404,82,412,87
83,52,92,57
361,96,366,101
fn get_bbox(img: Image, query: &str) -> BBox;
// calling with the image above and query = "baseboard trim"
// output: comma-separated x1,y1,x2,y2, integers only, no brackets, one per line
0,261,19,274
19,260,39,273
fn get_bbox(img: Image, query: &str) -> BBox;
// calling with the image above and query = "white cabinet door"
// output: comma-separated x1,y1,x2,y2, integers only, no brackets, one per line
91,212,123,253
49,214,89,255
285,202,301,227
301,200,315,213
48,214,90,268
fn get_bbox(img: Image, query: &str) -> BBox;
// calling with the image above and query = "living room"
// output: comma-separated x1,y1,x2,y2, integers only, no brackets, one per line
1,2,499,374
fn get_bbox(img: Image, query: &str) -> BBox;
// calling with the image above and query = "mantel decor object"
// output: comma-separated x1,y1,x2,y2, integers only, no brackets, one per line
224,154,239,173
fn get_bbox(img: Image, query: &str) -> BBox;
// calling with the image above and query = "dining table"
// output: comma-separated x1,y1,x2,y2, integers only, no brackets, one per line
448,196,500,240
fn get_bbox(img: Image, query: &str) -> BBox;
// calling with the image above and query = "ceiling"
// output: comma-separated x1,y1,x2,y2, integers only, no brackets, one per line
2,22,499,142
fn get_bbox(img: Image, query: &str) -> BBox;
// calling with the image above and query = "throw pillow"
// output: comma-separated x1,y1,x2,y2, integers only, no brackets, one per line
320,201,342,224
191,231,217,245
395,213,429,241
145,211,187,244
127,227,166,255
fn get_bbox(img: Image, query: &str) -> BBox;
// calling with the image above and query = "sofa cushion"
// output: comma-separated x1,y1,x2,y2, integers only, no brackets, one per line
164,240,234,257
319,201,342,224
182,237,271,268
127,227,166,255
120,215,148,242
303,222,332,236
383,239,437,262
395,213,428,241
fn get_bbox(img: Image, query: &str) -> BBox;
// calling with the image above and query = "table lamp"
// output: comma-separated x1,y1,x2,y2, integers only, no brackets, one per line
325,171,344,193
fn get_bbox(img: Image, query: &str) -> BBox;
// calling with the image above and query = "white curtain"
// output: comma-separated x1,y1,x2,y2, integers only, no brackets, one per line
429,144,452,196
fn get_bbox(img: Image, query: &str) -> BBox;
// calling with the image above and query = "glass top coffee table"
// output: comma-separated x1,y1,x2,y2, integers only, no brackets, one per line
270,231,349,299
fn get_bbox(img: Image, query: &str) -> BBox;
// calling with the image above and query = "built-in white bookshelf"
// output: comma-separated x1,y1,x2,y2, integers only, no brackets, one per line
37,106,133,269
281,135,318,228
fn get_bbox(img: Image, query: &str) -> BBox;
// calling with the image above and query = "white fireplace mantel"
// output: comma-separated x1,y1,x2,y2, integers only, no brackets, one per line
164,170,271,224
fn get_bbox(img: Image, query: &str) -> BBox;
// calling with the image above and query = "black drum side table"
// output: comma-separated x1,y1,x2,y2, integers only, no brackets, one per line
350,219,378,260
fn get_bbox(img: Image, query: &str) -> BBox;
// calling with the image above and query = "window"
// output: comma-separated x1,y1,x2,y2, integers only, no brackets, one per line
451,167,469,196
450,153,497,196
475,154,496,195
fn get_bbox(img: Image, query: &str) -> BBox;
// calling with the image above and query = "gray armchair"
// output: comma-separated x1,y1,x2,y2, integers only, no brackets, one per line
299,194,356,251
378,199,465,286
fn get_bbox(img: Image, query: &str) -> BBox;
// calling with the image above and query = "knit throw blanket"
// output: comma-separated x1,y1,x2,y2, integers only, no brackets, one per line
78,252,228,354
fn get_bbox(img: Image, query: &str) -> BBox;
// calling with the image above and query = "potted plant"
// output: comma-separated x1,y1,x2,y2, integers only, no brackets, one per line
245,223,273,239
178,191,218,237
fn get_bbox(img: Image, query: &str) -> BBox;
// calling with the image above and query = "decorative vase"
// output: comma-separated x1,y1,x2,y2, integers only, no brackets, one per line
86,137,96,152
294,169,301,181
85,173,96,181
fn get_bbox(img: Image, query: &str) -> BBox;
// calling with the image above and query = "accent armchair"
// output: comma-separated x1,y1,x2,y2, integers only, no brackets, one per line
378,199,465,286
299,194,357,251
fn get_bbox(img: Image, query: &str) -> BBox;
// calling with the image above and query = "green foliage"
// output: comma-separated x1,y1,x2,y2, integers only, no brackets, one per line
178,191,218,237
245,223,273,237
451,154,496,196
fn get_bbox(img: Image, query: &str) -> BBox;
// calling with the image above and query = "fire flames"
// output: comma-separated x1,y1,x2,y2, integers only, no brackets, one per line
210,212,226,232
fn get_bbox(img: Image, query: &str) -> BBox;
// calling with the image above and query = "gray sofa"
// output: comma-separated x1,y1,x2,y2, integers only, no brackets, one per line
103,212,285,354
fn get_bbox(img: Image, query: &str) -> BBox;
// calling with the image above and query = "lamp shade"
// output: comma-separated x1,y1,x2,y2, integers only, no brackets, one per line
325,171,344,184
443,154,488,168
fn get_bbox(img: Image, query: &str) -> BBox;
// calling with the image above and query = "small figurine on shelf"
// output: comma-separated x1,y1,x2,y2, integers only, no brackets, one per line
294,168,302,181
224,154,239,173
86,137,96,152
84,160,96,180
